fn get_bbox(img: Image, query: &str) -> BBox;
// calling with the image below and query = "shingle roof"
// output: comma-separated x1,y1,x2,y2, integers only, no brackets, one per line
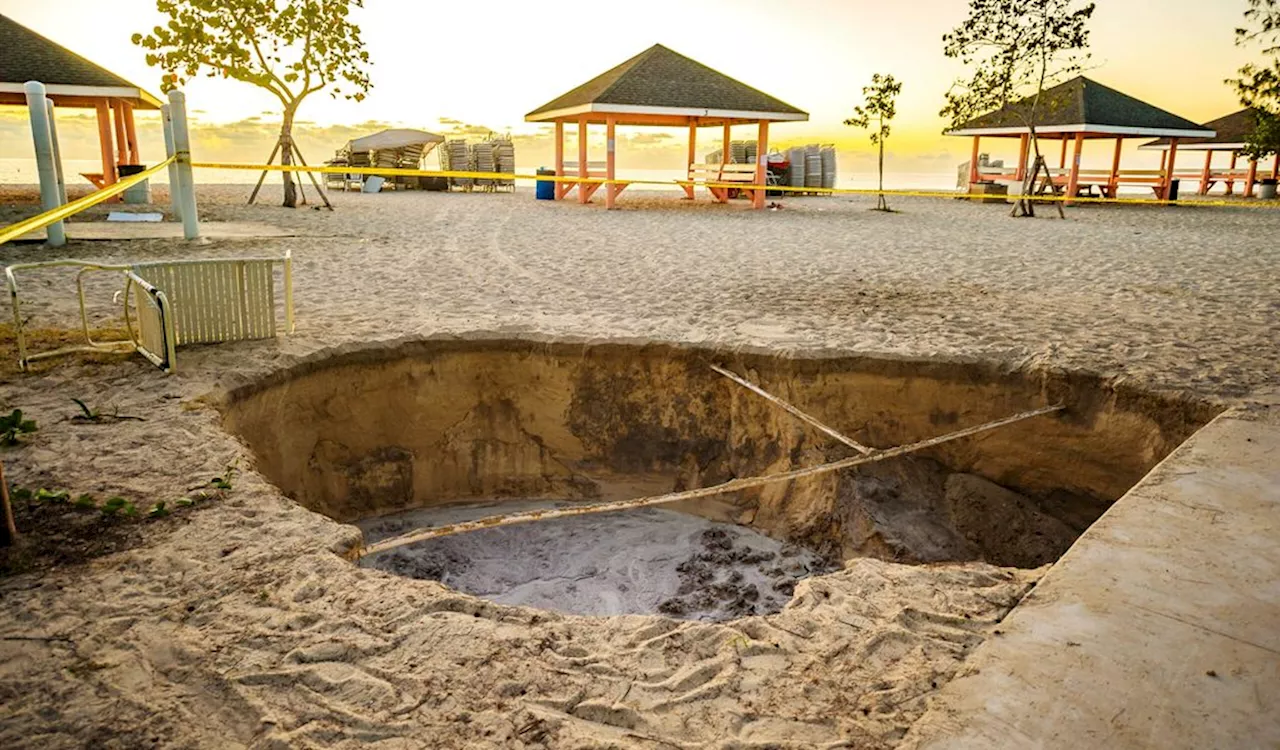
949,76,1210,136
526,44,806,120
0,13,148,90
1139,109,1260,149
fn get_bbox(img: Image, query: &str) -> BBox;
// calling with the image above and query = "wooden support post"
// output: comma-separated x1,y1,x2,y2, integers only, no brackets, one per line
753,119,769,209
1164,139,1179,200
554,120,566,200
1200,150,1213,195
605,116,617,210
1159,149,1168,173
1015,133,1029,181
1227,151,1238,195
684,120,697,199
1272,154,1279,181
577,117,588,204
94,100,117,187
718,121,731,203
111,101,127,166
1245,157,1258,197
1109,137,1123,197
122,102,139,164
1059,136,1068,169
968,135,980,185
1065,133,1084,206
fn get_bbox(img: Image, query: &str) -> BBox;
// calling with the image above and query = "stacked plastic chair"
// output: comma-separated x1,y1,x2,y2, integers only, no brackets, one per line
471,142,496,191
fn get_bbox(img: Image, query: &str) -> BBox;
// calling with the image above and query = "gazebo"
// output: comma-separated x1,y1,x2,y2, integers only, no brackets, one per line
525,44,807,209
947,76,1213,203
0,13,162,189
1138,109,1277,197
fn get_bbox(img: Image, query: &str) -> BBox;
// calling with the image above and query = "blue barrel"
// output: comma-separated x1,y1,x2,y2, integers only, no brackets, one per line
535,168,555,200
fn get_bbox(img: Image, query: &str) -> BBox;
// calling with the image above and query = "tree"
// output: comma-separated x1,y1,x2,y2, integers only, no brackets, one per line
941,0,1096,217
1231,0,1280,160
135,0,372,208
844,74,902,212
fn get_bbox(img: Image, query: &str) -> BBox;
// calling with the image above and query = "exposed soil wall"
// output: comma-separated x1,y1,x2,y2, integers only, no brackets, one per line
220,339,1218,567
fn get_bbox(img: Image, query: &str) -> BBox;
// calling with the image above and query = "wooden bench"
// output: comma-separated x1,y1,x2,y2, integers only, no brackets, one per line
557,161,610,201
685,163,760,202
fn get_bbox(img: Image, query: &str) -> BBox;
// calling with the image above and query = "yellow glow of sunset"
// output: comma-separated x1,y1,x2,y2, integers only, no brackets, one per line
0,0,1259,178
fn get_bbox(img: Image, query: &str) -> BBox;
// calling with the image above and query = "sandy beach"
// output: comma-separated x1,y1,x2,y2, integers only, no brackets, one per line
1,184,1278,748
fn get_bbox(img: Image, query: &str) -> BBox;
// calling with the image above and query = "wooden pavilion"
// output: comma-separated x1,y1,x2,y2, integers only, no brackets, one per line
0,13,162,189
1138,109,1278,197
525,44,807,209
947,76,1213,203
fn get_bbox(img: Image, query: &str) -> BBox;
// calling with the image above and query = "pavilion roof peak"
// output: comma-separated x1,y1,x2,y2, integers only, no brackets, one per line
947,75,1212,138
0,13,160,108
1138,108,1263,150
525,44,807,122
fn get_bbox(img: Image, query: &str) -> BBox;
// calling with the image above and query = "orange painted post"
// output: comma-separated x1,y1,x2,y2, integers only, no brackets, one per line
1246,157,1259,197
968,136,980,185
1108,137,1123,197
94,100,117,186
123,102,139,163
684,120,697,199
1227,151,1238,195
577,117,588,205
1199,150,1213,195
605,116,617,210
1163,139,1179,200
554,120,565,200
111,101,127,166
1015,133,1029,181
1058,137,1068,169
1271,154,1279,180
1159,149,1167,173
1064,133,1084,206
753,119,769,209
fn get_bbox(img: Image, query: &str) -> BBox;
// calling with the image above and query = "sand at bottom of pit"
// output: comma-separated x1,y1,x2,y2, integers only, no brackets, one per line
357,500,833,621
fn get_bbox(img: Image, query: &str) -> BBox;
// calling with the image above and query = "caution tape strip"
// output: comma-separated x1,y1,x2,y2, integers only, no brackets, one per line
190,160,1280,208
0,157,177,246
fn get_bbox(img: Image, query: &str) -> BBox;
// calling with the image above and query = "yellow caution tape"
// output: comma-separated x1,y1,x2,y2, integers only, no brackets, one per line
0,157,177,246
191,160,1280,209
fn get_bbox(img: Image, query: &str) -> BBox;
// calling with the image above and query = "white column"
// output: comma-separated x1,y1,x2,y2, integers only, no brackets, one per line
24,81,65,247
45,99,67,205
161,104,182,220
167,90,200,240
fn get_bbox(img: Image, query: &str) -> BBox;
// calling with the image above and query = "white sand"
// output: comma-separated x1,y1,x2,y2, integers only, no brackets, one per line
359,501,829,620
0,185,1277,747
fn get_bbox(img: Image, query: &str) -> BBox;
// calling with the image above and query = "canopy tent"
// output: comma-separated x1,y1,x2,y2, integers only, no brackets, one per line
344,128,444,155
947,76,1214,202
525,44,807,209
0,13,162,189
1138,109,1278,197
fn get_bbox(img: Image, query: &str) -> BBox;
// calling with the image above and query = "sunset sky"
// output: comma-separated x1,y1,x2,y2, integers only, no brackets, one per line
0,0,1260,178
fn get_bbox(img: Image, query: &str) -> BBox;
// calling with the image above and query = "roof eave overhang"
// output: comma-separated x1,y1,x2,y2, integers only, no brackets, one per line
946,124,1215,138
0,82,163,109
526,102,808,123
1136,142,1246,151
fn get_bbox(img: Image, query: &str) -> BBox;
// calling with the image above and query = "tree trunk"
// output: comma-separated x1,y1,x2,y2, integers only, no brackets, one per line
1,459,15,547
877,135,888,211
280,107,298,209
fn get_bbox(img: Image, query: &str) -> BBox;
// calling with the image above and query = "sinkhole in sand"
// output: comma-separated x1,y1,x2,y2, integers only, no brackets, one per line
220,338,1217,621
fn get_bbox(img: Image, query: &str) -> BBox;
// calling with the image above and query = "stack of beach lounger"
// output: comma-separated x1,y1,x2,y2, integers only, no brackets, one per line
439,140,472,190
788,147,806,188
471,142,496,191
820,146,837,190
491,137,516,191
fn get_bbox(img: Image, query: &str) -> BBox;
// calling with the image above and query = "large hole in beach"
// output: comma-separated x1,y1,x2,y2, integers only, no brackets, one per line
220,339,1216,621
